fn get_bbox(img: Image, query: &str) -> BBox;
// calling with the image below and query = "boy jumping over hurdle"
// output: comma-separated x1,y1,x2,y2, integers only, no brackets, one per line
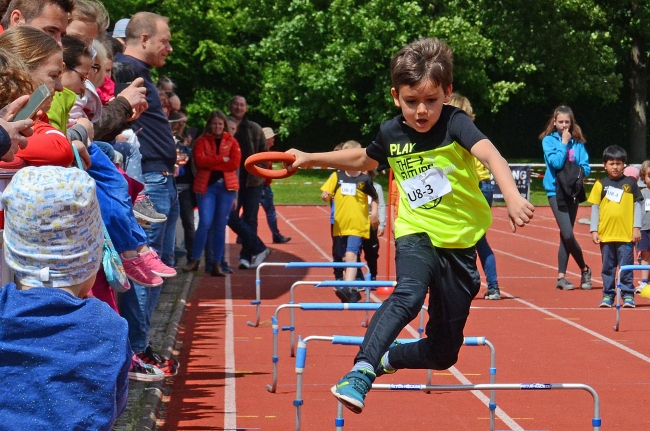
286,37,534,414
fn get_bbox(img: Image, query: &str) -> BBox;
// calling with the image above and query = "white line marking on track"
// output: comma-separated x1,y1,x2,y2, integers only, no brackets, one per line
225,235,237,430
500,290,650,364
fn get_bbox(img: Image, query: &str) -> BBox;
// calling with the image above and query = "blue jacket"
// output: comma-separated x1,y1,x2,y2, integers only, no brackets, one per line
0,283,131,430
542,132,590,197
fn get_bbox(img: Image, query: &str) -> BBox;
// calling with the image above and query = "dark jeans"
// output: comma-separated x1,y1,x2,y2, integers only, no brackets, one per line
361,228,379,280
239,183,264,235
227,208,266,261
177,183,195,259
600,242,634,297
261,184,282,240
354,233,480,371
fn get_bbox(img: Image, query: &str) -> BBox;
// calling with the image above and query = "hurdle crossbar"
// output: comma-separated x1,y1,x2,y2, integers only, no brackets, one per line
294,335,496,431
287,279,397,355
248,261,370,327
266,303,428,393
613,264,650,331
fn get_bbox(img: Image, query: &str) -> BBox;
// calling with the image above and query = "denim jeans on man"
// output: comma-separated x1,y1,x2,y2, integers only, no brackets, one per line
261,184,282,241
600,242,634,298
121,171,179,352
354,233,480,371
475,180,498,289
192,181,236,265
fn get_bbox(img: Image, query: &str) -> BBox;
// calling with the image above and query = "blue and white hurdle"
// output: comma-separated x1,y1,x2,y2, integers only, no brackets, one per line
248,262,370,327
267,302,428,393
287,280,398,351
294,335,498,431
363,383,600,431
613,264,650,331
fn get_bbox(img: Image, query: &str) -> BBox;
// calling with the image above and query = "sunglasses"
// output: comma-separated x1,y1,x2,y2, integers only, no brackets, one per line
66,65,88,82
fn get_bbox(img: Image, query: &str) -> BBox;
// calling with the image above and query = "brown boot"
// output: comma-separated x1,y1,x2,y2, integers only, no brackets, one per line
183,258,200,272
211,263,226,277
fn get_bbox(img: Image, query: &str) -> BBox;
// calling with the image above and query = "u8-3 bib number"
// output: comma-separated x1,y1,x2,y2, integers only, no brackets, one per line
401,167,451,209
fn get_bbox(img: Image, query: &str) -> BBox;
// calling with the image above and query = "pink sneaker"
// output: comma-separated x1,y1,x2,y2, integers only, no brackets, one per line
121,254,164,287
141,250,177,278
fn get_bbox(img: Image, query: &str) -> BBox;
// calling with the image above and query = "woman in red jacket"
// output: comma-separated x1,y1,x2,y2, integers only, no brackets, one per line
184,110,241,276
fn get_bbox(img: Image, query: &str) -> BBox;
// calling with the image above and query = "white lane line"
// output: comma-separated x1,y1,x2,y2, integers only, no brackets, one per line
370,292,524,431
279,208,523,430
489,226,601,257
498,288,650,364
491,247,603,284
277,210,331,259
224,234,237,430
484,229,650,362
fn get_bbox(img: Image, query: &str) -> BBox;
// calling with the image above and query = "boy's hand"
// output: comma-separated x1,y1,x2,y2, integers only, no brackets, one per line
505,195,534,232
321,191,331,202
591,231,601,244
285,148,310,171
370,213,379,230
632,227,641,243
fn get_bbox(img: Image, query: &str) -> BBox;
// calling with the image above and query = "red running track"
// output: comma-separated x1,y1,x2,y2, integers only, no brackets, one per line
158,205,650,430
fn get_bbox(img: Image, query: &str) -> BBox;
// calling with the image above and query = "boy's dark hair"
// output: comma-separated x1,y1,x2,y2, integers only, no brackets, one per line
62,35,91,69
602,145,627,164
1,0,74,29
390,37,453,91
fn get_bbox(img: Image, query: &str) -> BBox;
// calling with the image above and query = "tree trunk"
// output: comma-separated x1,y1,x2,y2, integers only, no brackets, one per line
629,30,647,163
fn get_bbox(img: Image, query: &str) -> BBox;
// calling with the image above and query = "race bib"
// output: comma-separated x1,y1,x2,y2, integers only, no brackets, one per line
340,182,357,196
645,199,650,212
605,186,623,204
401,167,452,209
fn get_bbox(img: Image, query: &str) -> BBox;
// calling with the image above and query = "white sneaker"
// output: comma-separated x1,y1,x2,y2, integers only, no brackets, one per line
238,259,250,269
636,281,648,294
250,248,270,269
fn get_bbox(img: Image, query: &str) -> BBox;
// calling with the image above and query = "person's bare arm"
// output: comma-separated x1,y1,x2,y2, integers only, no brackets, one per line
286,148,378,172
472,139,534,231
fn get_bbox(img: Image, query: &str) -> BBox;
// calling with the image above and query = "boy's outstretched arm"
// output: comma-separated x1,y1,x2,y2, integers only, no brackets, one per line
472,139,534,232
286,148,379,172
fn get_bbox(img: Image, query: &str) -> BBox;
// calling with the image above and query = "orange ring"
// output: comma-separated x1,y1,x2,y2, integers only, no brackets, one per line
244,152,297,180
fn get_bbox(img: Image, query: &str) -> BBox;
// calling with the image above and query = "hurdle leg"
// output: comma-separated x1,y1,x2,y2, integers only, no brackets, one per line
267,316,280,393
247,278,262,327
335,402,345,430
294,339,307,431
614,285,621,331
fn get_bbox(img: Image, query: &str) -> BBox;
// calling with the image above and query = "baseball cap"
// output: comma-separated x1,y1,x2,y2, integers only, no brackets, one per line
262,127,275,140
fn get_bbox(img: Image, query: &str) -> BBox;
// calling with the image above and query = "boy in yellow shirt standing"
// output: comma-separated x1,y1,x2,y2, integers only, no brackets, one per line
588,145,643,308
